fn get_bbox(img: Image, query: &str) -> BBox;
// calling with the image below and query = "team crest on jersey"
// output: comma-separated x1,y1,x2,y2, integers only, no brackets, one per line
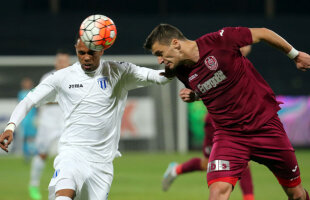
204,56,218,71
97,77,108,90
53,169,60,178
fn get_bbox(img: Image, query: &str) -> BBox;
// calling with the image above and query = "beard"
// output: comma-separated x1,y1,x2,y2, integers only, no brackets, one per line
160,59,195,79
159,65,176,79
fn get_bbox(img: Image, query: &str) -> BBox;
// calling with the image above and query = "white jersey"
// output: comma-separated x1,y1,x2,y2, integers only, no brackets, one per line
27,59,169,163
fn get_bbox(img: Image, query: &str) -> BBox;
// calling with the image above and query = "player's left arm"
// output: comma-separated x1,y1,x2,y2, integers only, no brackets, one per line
250,28,310,71
179,88,201,103
122,62,172,90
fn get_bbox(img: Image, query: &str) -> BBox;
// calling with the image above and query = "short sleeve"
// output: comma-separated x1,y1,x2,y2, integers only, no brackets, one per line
216,27,252,51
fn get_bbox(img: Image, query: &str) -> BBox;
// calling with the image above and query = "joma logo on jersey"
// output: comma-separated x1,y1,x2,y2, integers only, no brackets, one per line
69,84,83,89
207,160,230,173
197,70,226,93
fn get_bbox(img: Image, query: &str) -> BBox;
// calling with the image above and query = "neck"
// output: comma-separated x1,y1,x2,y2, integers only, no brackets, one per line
179,40,200,67
85,70,96,76
184,40,200,63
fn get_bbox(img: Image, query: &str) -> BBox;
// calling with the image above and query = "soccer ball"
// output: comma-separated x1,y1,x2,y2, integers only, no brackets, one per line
79,14,117,51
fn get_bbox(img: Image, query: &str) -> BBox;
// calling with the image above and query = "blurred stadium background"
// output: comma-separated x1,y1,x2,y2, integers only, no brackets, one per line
0,0,309,199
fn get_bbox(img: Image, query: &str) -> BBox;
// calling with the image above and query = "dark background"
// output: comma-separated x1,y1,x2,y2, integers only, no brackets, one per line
0,0,309,149
0,0,309,96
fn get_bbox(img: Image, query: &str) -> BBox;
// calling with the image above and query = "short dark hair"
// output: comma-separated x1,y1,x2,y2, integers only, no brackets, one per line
143,24,186,51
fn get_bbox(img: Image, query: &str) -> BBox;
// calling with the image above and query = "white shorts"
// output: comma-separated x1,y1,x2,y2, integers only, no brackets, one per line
48,150,113,200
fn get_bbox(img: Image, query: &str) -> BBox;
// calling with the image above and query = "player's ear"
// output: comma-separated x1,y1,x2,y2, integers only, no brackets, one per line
171,39,181,50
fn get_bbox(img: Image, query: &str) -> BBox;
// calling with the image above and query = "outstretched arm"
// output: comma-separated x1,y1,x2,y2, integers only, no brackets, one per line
0,97,35,152
250,28,310,71
122,62,173,91
0,75,57,153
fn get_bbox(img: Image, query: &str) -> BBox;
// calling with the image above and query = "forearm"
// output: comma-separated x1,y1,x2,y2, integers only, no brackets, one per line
8,96,35,128
249,27,310,71
0,96,34,152
250,28,297,57
147,69,172,85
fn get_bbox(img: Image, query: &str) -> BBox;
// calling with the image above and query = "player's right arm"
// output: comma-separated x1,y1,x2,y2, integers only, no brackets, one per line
0,97,35,152
0,74,58,153
250,28,310,71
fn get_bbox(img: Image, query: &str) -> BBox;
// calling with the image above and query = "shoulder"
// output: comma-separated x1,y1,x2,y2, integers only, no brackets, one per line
222,27,250,35
102,60,138,74
43,63,77,83
197,28,226,42
196,29,224,48
54,62,79,76
40,70,55,82
198,27,251,49
198,27,250,41
103,60,135,68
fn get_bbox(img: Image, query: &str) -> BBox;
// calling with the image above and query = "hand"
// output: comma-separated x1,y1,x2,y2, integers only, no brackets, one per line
159,66,176,79
179,88,199,103
0,130,14,153
294,51,310,72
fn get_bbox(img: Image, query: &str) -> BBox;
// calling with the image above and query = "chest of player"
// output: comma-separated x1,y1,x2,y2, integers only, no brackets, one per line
60,75,114,103
186,53,241,96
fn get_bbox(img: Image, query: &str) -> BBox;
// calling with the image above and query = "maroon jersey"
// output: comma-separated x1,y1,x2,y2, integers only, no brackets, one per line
176,27,281,132
203,114,215,157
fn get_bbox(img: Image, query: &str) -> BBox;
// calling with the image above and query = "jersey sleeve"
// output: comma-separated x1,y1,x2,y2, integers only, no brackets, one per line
215,27,252,51
121,62,171,91
27,72,58,106
39,70,53,83
8,96,35,127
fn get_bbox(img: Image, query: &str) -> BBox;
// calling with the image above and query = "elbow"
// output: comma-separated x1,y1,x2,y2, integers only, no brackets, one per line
251,27,270,44
260,27,272,37
259,27,269,32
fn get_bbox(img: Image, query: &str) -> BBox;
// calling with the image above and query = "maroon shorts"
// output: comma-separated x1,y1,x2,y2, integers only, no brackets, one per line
207,115,301,188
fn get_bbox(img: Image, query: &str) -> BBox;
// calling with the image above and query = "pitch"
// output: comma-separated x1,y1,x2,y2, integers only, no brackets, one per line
0,150,309,200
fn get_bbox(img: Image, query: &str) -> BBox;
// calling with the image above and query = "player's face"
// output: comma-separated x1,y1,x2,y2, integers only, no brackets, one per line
151,40,182,70
75,39,104,72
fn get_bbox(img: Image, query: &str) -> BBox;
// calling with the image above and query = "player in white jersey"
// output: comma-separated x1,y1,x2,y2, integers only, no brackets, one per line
29,50,71,200
0,38,171,200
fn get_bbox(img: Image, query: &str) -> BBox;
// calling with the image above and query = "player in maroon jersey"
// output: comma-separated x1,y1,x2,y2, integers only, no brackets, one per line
162,46,255,200
144,24,310,199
